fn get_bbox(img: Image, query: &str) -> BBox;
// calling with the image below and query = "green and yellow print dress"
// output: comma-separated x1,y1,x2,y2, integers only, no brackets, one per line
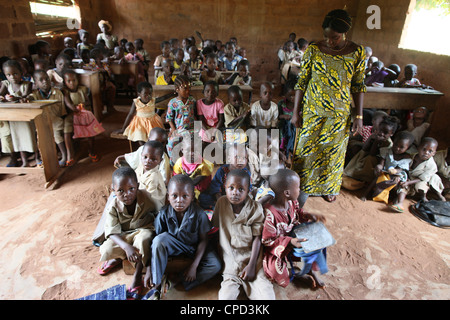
292,43,366,196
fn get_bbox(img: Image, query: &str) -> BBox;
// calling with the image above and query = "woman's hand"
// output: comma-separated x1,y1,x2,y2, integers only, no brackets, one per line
352,118,363,136
291,113,301,128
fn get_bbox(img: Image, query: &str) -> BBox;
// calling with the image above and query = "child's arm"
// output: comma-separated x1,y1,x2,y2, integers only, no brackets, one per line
240,235,261,282
108,234,142,263
0,82,8,101
63,90,80,114
215,113,225,130
116,101,137,133
183,231,209,282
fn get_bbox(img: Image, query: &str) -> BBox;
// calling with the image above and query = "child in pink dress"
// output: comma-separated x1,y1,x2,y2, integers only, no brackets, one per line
196,80,224,143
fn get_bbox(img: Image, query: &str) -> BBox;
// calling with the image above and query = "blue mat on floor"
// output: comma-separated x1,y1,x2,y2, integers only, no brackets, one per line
76,284,127,300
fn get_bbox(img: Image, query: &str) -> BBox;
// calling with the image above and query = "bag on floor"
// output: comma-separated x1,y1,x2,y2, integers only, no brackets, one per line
409,200,450,229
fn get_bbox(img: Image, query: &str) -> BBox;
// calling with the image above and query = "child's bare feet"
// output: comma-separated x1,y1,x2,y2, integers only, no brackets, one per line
309,270,325,288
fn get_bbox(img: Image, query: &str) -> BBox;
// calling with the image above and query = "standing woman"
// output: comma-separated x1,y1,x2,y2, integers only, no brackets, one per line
291,9,366,203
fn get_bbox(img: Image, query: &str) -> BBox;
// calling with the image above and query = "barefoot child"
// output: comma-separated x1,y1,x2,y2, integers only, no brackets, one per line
98,167,157,300
212,169,276,300
262,169,328,289
146,175,221,299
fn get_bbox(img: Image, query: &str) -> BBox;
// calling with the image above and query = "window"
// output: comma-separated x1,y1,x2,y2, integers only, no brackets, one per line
399,0,450,56
29,0,81,37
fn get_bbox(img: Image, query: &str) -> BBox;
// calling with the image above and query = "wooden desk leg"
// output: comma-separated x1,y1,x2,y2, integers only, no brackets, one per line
90,73,103,121
34,112,60,188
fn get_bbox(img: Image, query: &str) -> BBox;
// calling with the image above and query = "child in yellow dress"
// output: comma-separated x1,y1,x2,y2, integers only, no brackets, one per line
118,81,174,145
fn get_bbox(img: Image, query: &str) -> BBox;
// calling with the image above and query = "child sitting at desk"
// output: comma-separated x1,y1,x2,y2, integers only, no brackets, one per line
146,174,221,299
212,169,276,300
154,41,173,81
225,59,252,87
196,80,225,143
365,61,397,86
186,45,202,72
199,53,224,84
262,169,328,289
134,38,151,75
219,41,242,71
223,85,251,130
0,59,35,167
249,82,278,129
383,64,401,88
173,48,185,72
27,70,68,167
47,53,71,89
399,64,431,89
98,167,157,300
155,60,176,85
77,29,94,58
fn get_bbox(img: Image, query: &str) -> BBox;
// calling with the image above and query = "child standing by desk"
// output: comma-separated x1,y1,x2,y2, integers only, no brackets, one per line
262,169,328,289
212,169,275,300
0,59,34,167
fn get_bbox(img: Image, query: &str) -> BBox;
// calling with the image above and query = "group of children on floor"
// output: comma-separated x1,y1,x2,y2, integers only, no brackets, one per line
95,121,327,299
364,46,433,89
342,106,449,213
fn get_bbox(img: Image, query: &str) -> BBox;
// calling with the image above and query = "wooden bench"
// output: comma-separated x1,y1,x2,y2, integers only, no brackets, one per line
110,131,133,152
0,101,63,189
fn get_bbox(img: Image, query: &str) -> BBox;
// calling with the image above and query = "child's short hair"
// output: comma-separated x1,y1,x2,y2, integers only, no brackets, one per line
260,81,274,90
78,29,88,38
393,131,415,145
137,81,152,93
420,137,438,148
203,80,219,93
35,40,50,51
269,169,299,195
62,69,77,79
32,69,47,80
90,48,103,59
227,85,242,97
160,40,170,49
226,168,251,188
2,59,22,73
56,53,71,63
149,127,168,140
112,166,138,185
283,78,297,95
237,59,250,68
297,38,308,49
205,52,217,62
405,64,417,72
168,174,195,194
380,115,400,133
143,140,165,157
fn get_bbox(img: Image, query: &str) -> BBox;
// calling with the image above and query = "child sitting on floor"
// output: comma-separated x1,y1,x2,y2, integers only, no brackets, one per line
0,59,34,167
360,131,415,213
212,169,276,300
145,174,221,300
135,140,167,211
262,169,328,289
407,137,445,202
199,143,251,210
114,127,171,185
199,53,224,84
250,82,278,129
172,134,214,201
434,146,450,200
97,167,157,300
27,70,68,167
406,106,430,153
118,81,174,146
196,80,225,143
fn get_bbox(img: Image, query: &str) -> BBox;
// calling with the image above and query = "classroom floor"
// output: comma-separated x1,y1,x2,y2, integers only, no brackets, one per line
0,93,449,301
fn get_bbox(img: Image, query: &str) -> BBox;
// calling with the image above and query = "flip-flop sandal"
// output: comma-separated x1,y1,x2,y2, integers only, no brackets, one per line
66,159,75,167
142,288,160,300
126,286,143,300
89,153,100,162
36,160,44,168
97,259,121,275
58,159,67,168
389,204,404,213
160,275,173,299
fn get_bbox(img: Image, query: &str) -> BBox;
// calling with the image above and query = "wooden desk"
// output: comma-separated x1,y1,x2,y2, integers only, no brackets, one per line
153,84,253,109
110,60,139,88
363,87,444,111
74,69,103,121
0,101,61,188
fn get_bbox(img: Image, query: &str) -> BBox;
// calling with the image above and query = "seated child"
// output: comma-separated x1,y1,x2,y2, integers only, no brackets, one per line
360,131,415,213
154,41,173,81
47,53,71,89
262,169,328,289
434,147,450,200
0,59,34,167
88,48,116,114
98,167,157,300
277,79,297,162
63,69,101,164
172,135,214,200
212,169,276,300
146,175,221,299
199,143,251,210
134,38,151,75
114,127,171,185
249,82,278,129
124,41,146,84
364,61,397,86
196,80,225,143
135,140,167,211
279,40,302,84
118,81,173,145
186,45,202,71
226,59,252,87
27,70,68,167
223,85,251,130
219,41,242,71
173,48,185,72
155,60,176,85
343,115,398,189
406,106,430,153
199,53,224,84
399,64,429,88
77,29,94,58
383,64,401,87
406,137,445,202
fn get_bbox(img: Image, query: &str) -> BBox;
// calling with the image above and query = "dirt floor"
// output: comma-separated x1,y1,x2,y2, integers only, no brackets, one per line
0,105,449,301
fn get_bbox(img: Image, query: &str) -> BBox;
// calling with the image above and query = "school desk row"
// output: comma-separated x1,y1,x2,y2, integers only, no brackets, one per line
0,78,444,189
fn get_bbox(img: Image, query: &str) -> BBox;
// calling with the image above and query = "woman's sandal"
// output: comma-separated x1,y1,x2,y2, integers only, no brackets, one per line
126,286,143,300
389,204,404,213
89,153,100,162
